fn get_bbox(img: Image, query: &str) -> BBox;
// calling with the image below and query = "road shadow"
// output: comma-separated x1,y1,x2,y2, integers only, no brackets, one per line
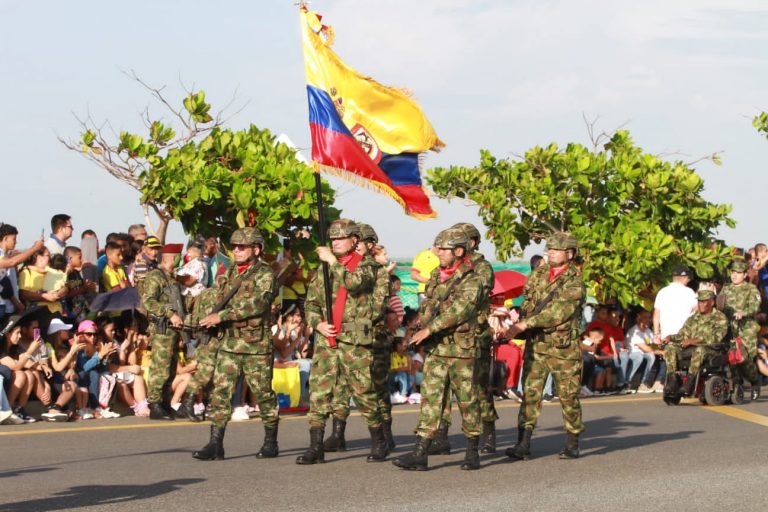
2,448,189,476
0,478,205,512
0,466,59,479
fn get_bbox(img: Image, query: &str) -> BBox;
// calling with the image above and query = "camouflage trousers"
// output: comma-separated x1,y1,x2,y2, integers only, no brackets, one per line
664,343,717,377
207,350,279,428
436,346,498,428
518,351,583,434
147,331,179,404
329,342,392,423
307,342,382,428
187,341,218,396
416,355,480,439
733,328,760,385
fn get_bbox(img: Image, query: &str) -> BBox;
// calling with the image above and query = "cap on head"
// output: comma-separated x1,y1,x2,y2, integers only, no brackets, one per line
144,236,162,249
357,223,378,244
451,222,481,242
671,265,690,277
731,258,748,273
47,318,72,335
547,231,578,251
697,289,715,301
434,228,470,250
77,320,97,334
230,227,265,247
327,219,360,240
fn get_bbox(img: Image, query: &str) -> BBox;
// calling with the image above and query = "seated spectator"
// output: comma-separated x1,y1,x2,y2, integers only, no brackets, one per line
102,241,129,291
623,310,666,393
0,362,25,424
169,340,196,414
0,323,35,423
15,316,54,419
99,319,148,417
389,337,411,404
75,320,117,419
18,247,66,315
42,318,83,421
271,304,312,406
580,326,603,397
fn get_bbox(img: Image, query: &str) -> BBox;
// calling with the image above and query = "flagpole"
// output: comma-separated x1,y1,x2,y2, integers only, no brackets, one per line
313,166,337,348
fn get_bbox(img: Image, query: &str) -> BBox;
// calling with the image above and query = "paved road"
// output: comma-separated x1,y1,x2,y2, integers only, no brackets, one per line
2,395,767,512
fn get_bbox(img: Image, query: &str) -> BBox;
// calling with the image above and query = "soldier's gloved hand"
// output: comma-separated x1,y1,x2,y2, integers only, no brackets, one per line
170,313,183,328
316,321,337,338
316,246,338,265
199,312,221,328
410,328,432,345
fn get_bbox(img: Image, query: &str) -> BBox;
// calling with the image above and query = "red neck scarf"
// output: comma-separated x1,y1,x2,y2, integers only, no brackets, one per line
549,264,569,282
328,251,363,348
236,262,251,275
439,258,464,283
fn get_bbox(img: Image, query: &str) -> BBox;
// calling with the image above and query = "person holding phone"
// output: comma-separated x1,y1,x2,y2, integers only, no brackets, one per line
0,323,37,423
42,318,82,421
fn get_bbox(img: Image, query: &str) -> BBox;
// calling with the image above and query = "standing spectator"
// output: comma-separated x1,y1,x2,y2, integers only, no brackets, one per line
1,224,45,321
63,246,98,322
80,230,99,265
45,214,74,257
203,236,230,287
128,224,148,242
102,241,129,291
19,247,65,315
129,236,161,292
653,265,697,346
176,240,208,298
410,244,439,304
97,233,120,276
388,275,405,324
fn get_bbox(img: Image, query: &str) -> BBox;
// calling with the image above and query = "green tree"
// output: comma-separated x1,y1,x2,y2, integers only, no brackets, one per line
60,73,338,259
755,111,768,140
427,130,735,305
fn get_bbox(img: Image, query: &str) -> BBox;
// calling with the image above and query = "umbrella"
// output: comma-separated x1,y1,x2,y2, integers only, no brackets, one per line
490,270,527,302
0,305,41,337
89,287,141,312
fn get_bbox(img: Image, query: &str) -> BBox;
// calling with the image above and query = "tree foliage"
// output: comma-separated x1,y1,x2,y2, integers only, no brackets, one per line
62,75,339,260
755,111,768,140
427,130,735,305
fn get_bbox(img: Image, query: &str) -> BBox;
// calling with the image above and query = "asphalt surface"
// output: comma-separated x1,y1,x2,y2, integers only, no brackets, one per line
2,394,768,512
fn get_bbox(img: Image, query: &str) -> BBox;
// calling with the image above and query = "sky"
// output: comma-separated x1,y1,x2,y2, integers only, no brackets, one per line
1,0,767,260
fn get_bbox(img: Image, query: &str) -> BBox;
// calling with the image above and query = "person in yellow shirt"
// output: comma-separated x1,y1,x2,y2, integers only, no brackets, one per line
18,248,65,315
389,337,412,404
102,242,129,292
410,245,439,303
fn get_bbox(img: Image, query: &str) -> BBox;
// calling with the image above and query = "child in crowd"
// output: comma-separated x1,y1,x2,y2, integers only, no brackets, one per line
389,337,411,404
100,319,149,417
102,241,128,291
42,318,82,421
75,320,117,419
0,323,37,422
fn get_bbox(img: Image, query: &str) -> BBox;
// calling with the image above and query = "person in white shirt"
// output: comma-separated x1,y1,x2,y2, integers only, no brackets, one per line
44,214,73,257
653,265,697,344
624,311,666,392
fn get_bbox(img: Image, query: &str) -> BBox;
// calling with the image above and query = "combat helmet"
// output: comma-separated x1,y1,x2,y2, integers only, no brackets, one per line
327,219,360,239
357,223,379,244
230,227,265,247
731,258,748,273
547,231,578,251
452,222,481,242
434,228,470,250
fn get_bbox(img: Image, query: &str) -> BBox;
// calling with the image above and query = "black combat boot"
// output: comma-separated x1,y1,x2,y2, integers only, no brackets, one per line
427,421,451,455
149,402,174,420
383,418,396,453
392,436,431,471
256,425,279,458
751,381,761,401
176,393,200,422
559,431,580,459
367,426,388,462
296,427,325,465
192,425,225,460
505,427,532,460
480,421,496,454
461,436,481,470
322,418,347,452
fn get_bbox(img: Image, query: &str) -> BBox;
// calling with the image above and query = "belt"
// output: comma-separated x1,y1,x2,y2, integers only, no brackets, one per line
341,322,371,336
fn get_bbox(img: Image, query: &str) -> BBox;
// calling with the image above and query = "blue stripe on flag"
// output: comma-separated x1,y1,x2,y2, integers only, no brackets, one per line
379,153,422,186
307,85,350,135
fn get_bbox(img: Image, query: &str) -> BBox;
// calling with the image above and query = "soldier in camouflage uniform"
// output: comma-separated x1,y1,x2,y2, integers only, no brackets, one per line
192,227,279,461
427,222,497,456
505,232,586,460
393,228,484,471
323,222,395,454
718,259,762,400
142,243,185,421
664,289,729,397
296,219,387,465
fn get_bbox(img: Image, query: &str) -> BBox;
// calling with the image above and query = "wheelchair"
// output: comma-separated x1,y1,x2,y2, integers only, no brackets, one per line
662,344,746,406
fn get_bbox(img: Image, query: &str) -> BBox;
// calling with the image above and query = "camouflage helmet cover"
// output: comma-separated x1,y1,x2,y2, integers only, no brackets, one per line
327,219,360,239
452,222,481,241
357,222,379,244
731,258,748,273
230,227,265,247
547,231,578,251
434,228,470,250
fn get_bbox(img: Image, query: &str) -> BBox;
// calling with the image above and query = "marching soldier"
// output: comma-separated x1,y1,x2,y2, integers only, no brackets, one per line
505,232,586,460
427,222,497,456
665,289,728,397
322,222,395,454
296,219,387,465
719,258,762,400
142,243,185,420
192,227,279,461
393,227,484,471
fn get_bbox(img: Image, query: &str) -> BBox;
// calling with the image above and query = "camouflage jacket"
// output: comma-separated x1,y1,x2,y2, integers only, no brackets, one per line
214,260,276,355
719,282,761,338
469,251,494,346
142,268,185,321
369,257,392,344
305,256,376,347
671,309,728,347
522,263,585,361
421,260,483,359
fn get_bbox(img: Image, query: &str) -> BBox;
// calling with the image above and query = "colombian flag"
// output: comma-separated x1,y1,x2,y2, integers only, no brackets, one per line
301,8,444,219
